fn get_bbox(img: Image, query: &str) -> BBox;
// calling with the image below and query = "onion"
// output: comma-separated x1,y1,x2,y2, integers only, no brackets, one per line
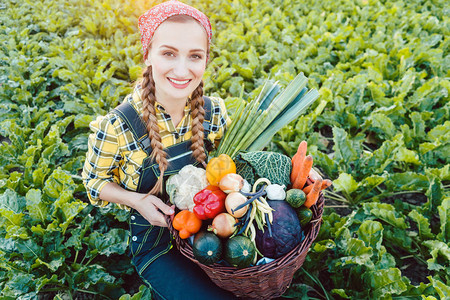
225,192,249,218
219,173,244,193
208,213,237,238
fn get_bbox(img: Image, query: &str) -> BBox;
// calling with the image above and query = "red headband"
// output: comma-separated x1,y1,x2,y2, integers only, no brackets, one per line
138,0,212,60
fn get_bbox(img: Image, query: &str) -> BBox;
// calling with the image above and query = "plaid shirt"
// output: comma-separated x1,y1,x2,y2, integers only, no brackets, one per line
82,86,230,208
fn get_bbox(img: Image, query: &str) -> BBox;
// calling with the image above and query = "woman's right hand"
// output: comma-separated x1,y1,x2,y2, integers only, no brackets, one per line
98,182,175,227
133,193,175,227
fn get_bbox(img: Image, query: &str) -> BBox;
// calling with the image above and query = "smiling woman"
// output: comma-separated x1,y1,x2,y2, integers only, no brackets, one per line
81,1,234,299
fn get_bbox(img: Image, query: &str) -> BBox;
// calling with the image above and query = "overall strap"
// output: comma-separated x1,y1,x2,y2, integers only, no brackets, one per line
112,96,213,156
112,101,152,155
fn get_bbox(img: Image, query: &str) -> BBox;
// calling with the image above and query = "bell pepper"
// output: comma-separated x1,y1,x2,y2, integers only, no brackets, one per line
172,210,202,239
206,154,236,186
193,185,227,220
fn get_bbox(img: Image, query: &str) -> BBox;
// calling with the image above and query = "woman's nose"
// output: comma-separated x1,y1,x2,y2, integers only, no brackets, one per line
173,58,190,77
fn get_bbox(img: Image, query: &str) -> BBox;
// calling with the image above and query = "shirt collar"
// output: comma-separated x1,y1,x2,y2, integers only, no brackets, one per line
131,84,192,117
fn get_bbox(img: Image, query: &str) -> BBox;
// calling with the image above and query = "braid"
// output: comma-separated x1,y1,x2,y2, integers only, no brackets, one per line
141,66,169,195
190,81,207,168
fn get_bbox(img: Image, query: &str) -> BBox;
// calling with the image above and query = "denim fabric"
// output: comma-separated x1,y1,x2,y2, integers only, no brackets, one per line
129,210,237,300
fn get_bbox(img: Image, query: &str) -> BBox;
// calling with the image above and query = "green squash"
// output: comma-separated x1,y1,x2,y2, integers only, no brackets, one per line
285,189,306,208
224,235,255,269
296,206,313,227
192,231,222,265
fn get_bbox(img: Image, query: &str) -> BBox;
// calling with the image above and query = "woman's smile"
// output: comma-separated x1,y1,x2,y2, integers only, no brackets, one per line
167,77,192,88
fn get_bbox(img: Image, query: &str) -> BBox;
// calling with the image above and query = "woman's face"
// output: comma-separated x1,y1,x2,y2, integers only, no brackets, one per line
147,19,208,105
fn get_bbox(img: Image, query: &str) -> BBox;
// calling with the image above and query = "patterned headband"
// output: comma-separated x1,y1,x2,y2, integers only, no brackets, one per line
138,0,212,60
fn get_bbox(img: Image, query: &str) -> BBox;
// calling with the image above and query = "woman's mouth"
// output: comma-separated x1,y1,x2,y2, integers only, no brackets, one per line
168,77,191,88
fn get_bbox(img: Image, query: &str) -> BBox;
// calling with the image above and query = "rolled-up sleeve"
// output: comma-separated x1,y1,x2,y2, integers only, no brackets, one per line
82,114,121,206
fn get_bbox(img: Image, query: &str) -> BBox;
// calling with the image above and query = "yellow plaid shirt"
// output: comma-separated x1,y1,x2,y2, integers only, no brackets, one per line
82,86,230,209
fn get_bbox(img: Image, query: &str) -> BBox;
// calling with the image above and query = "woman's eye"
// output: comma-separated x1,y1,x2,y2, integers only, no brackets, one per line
163,52,174,57
191,54,203,59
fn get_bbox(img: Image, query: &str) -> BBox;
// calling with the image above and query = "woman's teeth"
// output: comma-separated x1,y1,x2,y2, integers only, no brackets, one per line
168,78,190,85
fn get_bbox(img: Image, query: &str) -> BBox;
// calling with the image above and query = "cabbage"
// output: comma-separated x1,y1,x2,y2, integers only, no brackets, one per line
235,151,292,186
255,200,304,259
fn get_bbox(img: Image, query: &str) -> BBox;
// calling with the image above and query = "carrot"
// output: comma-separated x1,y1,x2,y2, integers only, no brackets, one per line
290,141,307,184
304,178,323,208
303,179,332,194
292,155,313,190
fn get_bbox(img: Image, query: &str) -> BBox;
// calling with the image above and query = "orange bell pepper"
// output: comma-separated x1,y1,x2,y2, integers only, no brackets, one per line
206,154,236,186
172,210,202,239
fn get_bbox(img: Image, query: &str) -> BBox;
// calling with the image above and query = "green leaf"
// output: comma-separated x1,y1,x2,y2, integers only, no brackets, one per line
384,226,413,250
119,285,152,300
394,146,420,165
357,220,383,251
408,210,433,240
363,203,407,229
32,256,64,272
331,289,350,299
428,276,450,300
427,121,450,144
4,273,35,295
425,175,444,212
0,189,26,214
87,228,129,257
332,127,359,171
364,268,408,298
15,239,44,261
43,168,75,199
0,189,26,227
422,240,450,271
53,192,86,232
74,114,95,129
384,172,429,192
333,173,359,194
25,189,48,223
437,197,449,242
368,113,396,139
313,239,336,253
76,264,116,289
335,238,373,267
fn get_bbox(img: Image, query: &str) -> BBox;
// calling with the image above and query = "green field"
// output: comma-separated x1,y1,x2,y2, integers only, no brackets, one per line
0,0,448,299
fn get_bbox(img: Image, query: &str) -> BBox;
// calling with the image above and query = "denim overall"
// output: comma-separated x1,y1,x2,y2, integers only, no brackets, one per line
112,98,236,300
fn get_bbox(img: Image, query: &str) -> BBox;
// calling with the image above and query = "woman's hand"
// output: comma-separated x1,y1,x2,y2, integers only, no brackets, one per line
133,194,175,227
99,182,175,227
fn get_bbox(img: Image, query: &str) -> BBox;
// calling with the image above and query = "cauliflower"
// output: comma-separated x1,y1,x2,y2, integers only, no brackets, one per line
166,165,208,211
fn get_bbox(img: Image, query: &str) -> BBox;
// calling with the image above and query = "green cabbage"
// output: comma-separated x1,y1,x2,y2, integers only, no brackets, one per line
235,151,292,187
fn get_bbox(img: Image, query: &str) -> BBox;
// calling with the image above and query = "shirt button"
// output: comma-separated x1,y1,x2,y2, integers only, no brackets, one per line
132,236,137,241
174,132,179,139
131,215,136,221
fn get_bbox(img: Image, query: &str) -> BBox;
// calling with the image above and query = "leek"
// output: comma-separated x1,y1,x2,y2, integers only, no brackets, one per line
215,72,319,158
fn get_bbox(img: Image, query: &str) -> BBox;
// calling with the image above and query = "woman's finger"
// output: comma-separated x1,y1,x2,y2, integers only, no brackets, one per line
145,202,169,227
150,196,175,216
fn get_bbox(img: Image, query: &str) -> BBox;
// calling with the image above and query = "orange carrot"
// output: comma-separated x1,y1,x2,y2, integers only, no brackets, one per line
303,179,332,194
304,178,323,208
290,141,307,184
293,155,313,189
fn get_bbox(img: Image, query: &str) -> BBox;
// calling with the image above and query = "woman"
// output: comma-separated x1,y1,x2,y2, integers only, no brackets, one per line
82,1,236,299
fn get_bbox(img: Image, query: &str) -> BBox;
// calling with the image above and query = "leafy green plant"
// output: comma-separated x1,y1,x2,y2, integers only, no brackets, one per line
1,0,449,298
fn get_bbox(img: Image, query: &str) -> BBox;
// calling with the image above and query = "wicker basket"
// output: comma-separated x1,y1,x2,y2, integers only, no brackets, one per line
167,192,324,299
